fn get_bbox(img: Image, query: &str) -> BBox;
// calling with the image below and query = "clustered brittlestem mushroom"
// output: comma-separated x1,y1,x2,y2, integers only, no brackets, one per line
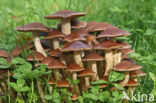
111,60,142,91
47,59,66,81
66,63,84,94
44,30,65,49
61,41,92,67
44,10,86,35
94,40,124,76
82,53,104,81
16,22,52,57
78,69,95,90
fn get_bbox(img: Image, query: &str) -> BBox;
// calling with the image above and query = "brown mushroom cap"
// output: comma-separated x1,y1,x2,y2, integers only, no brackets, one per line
94,40,124,50
66,63,84,72
121,48,134,55
82,53,104,61
126,79,138,87
71,94,78,101
101,76,108,81
27,51,45,61
78,69,95,77
44,10,86,19
0,49,9,58
97,27,130,38
130,69,146,77
40,56,55,65
85,21,98,32
47,59,66,69
117,41,131,49
71,19,87,29
56,79,70,88
63,32,87,42
44,30,64,40
11,43,34,57
113,60,142,72
48,77,56,85
122,54,129,60
62,41,92,52
49,49,62,57
88,22,114,32
16,22,51,32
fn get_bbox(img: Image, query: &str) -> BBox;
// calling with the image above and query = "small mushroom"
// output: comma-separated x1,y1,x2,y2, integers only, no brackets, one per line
27,51,45,62
40,56,55,66
16,22,51,57
44,30,64,49
130,69,146,82
61,41,92,67
66,63,84,94
82,53,104,81
125,79,138,92
56,79,70,88
78,69,95,89
71,94,78,101
111,60,142,90
94,40,124,76
47,59,66,81
0,50,9,58
44,10,86,35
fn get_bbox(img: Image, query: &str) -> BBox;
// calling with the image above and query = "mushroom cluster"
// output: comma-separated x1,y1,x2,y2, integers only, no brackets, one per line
0,10,146,102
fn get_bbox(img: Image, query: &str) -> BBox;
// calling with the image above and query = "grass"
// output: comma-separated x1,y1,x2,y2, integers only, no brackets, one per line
0,0,156,102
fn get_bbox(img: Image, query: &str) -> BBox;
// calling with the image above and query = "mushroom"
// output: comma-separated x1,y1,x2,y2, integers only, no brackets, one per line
61,41,92,67
71,94,78,101
27,51,45,62
44,30,64,49
40,56,55,66
130,69,146,82
121,48,134,55
82,53,104,81
47,74,56,94
97,27,131,65
47,59,66,81
57,19,87,30
16,22,51,57
94,40,124,76
125,79,138,92
44,10,86,35
0,50,9,58
56,79,70,88
78,69,95,89
66,63,84,94
112,60,142,90
87,22,115,33
63,32,87,42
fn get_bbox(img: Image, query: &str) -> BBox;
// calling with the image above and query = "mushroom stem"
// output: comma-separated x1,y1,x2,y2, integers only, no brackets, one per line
113,49,118,66
119,72,130,87
61,19,71,35
34,32,47,57
73,72,77,80
104,50,113,76
85,76,90,88
91,61,99,81
49,85,53,95
53,38,60,49
37,80,47,103
48,39,53,49
72,72,80,94
81,51,85,57
74,51,83,67
110,72,130,91
54,69,61,81
117,51,122,63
